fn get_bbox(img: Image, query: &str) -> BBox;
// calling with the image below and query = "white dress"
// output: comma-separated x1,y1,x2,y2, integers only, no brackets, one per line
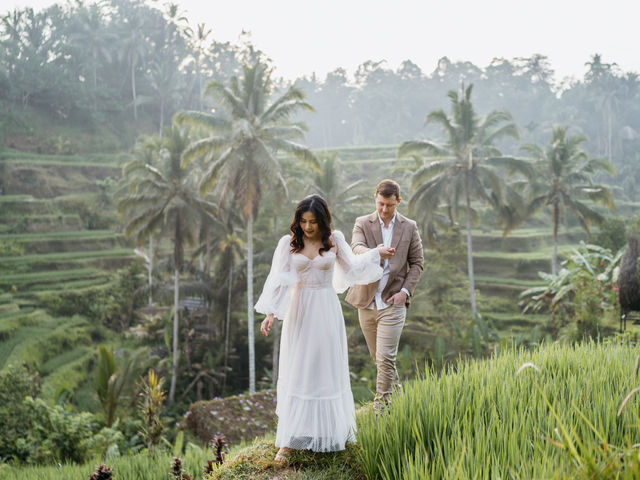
255,230,382,452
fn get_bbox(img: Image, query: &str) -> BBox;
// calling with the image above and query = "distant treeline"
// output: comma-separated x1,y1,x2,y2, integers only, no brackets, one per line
1,0,640,198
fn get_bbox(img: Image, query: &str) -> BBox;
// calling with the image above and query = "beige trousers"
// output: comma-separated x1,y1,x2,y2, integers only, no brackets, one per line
358,304,406,398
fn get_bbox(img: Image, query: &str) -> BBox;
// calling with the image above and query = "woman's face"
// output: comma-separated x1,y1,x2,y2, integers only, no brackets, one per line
300,211,320,241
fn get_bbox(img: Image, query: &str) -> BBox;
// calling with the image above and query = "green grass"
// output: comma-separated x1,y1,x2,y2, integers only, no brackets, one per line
0,248,134,267
0,229,116,241
40,345,93,375
207,435,364,480
475,275,545,288
0,194,35,202
473,247,573,260
0,149,117,166
0,309,46,342
0,293,14,304
0,315,91,369
0,268,106,290
30,276,112,293
0,450,210,480
357,340,640,479
41,349,95,401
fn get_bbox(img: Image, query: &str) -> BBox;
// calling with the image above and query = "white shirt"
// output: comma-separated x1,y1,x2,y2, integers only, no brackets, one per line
368,213,410,310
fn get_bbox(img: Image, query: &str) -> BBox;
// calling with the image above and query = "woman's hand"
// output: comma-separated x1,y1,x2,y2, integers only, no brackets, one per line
261,314,275,336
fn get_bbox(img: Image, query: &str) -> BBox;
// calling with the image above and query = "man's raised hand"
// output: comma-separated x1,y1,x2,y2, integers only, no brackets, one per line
377,244,396,260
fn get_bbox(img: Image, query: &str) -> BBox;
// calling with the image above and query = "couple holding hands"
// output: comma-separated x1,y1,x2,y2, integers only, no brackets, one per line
255,179,424,463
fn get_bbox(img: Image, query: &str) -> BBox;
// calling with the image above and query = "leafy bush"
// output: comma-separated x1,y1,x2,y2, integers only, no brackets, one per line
595,216,627,253
0,365,40,462
0,365,127,465
0,240,25,257
520,242,622,340
19,397,98,464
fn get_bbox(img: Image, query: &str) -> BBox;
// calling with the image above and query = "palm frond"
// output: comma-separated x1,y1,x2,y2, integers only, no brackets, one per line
268,138,319,170
198,147,234,195
485,156,535,179
262,125,307,141
203,80,250,119
398,140,446,159
425,109,456,140
182,137,231,166
173,110,231,132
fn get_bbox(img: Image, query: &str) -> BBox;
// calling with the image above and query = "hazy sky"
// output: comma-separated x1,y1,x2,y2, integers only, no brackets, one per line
7,0,638,83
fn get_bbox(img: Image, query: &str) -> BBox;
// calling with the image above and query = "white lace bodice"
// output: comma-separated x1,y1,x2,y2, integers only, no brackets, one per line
291,252,336,289
255,230,383,321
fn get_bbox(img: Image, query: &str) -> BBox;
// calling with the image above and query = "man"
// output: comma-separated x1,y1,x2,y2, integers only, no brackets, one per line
346,179,424,409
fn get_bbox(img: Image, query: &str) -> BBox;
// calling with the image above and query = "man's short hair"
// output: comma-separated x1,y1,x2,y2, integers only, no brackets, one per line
375,179,401,200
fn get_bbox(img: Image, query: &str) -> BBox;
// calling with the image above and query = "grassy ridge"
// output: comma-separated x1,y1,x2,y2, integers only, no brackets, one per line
0,248,134,266
0,268,106,289
0,229,116,241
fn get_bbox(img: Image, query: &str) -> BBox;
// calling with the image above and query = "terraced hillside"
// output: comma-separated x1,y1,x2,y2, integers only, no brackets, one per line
0,150,134,408
0,145,607,408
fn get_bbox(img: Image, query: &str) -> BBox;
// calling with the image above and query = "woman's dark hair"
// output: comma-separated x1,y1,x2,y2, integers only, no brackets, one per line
289,194,333,254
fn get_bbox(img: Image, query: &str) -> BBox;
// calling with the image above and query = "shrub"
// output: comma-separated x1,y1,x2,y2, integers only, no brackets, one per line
0,365,40,462
0,240,25,257
594,216,627,253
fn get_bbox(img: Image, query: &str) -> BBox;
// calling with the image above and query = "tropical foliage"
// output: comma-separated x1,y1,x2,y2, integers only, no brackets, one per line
520,126,616,275
520,242,623,339
398,83,529,318
176,60,317,393
117,126,217,402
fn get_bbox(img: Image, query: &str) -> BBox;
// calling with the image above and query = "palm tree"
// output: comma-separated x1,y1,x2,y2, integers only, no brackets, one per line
176,60,317,393
96,346,137,427
520,126,615,276
118,126,217,402
398,83,526,318
118,135,164,306
210,209,244,395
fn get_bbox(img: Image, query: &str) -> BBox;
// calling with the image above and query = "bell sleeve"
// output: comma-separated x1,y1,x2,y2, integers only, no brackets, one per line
254,235,298,321
332,230,383,294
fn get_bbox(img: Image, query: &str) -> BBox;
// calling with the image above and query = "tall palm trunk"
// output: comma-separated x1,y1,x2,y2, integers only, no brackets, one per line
552,203,559,276
92,50,98,112
247,215,256,394
131,59,138,121
607,112,613,163
169,266,179,402
159,100,165,137
148,235,153,306
222,269,233,395
465,174,477,319
169,220,183,403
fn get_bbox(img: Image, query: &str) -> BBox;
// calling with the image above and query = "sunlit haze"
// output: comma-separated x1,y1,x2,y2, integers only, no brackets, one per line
6,0,639,82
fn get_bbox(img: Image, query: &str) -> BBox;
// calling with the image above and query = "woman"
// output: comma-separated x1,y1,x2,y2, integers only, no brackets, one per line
255,194,383,463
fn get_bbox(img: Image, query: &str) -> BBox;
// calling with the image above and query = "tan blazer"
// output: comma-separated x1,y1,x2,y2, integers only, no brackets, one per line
345,212,424,309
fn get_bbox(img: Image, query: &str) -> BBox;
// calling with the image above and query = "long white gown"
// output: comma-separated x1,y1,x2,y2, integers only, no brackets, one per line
255,230,382,452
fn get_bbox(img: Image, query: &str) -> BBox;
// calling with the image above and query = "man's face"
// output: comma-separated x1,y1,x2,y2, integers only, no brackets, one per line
375,193,401,223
